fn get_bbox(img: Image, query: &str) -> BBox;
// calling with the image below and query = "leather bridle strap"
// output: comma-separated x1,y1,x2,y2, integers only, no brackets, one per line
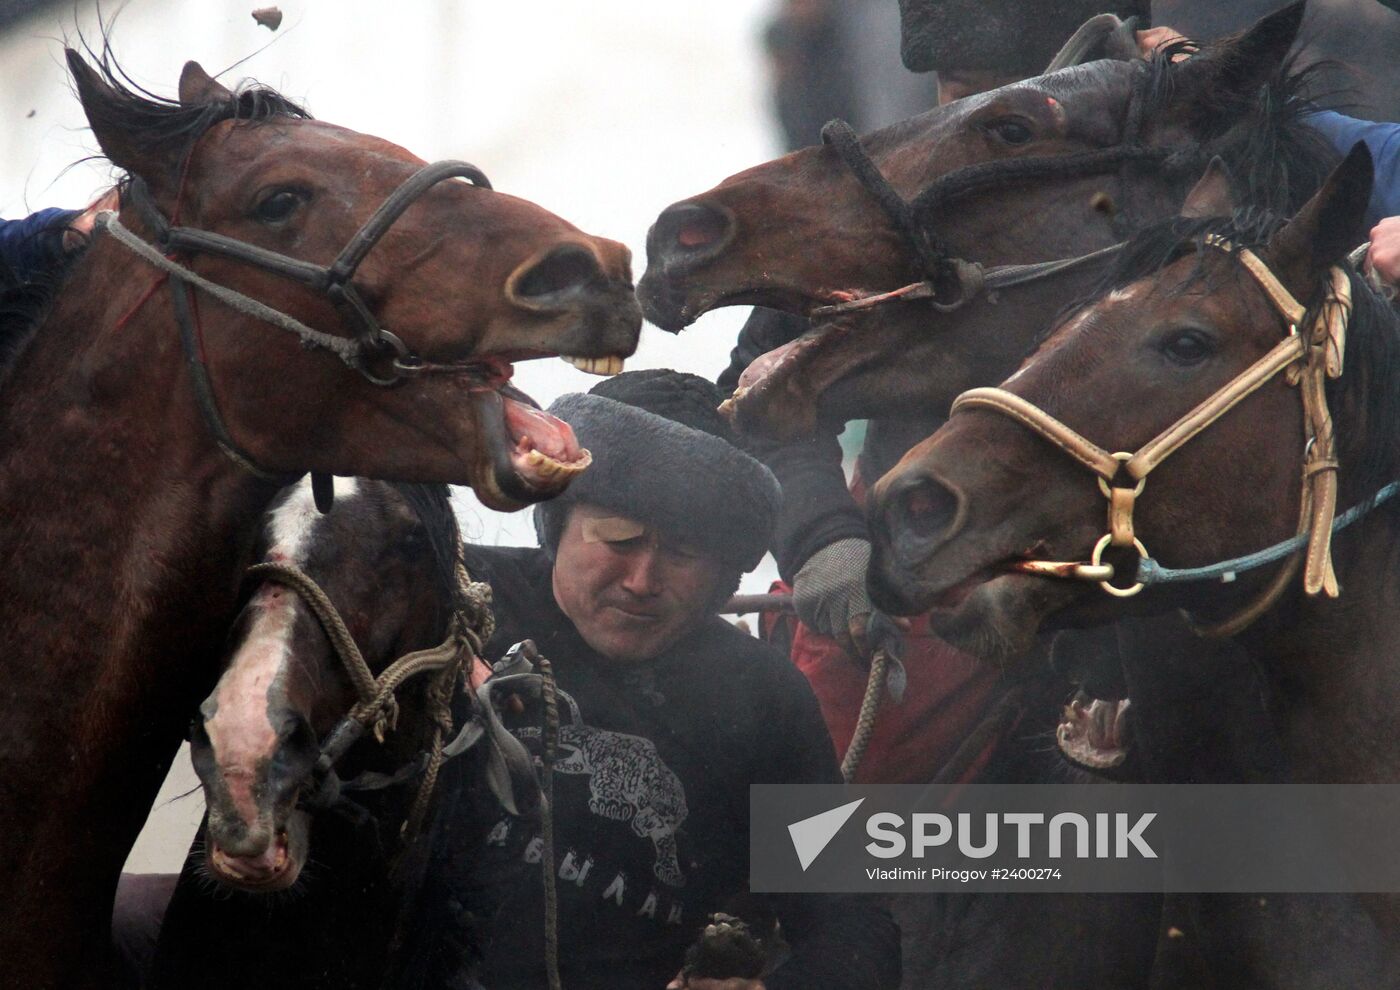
949,241,1352,610
113,159,495,384
813,67,1197,319
97,159,506,480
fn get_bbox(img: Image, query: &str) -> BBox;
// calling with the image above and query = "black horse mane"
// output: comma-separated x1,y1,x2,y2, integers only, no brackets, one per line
866,43,1338,254
1143,45,1341,218
1075,208,1400,514
389,482,468,616
74,40,311,171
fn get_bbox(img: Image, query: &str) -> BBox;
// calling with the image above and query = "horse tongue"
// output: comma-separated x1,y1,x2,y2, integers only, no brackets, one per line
723,327,844,440
502,397,583,464
736,337,803,392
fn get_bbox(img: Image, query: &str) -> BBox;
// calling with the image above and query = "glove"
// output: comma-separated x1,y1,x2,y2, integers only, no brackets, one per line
794,538,873,642
794,539,909,668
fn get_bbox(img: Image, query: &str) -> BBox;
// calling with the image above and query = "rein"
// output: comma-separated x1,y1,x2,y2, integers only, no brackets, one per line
812,65,1198,321
245,535,497,839
950,240,1367,633
96,159,510,480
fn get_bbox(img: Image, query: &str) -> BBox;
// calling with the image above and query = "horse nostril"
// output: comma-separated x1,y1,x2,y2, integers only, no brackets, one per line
514,245,606,301
651,202,732,263
898,476,963,542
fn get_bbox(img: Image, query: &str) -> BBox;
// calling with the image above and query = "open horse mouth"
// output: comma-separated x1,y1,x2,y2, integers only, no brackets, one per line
721,320,862,441
491,380,592,484
470,358,615,509
1057,693,1132,772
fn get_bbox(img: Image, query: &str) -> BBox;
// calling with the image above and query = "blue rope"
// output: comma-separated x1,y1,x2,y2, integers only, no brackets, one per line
1137,481,1400,586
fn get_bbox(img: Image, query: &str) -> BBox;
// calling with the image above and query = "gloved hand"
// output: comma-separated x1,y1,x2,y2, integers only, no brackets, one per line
793,538,910,663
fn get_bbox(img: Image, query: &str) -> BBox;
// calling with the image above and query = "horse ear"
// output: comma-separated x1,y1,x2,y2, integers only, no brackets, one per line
66,49,180,191
1265,142,1373,299
1162,1,1305,139
178,61,234,106
1181,157,1236,218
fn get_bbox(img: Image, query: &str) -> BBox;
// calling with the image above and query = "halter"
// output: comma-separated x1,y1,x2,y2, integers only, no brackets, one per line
96,159,509,481
813,65,1199,320
949,239,1358,633
243,536,518,838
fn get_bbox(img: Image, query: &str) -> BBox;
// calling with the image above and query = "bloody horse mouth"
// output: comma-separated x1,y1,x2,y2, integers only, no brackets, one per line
720,322,852,438
1057,693,1132,771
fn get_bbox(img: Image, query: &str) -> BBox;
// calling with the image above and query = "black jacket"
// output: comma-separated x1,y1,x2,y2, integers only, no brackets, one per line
410,545,900,990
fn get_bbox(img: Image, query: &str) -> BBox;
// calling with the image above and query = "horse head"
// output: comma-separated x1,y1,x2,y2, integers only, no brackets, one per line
67,52,642,509
864,143,1377,666
192,478,465,890
639,3,1321,441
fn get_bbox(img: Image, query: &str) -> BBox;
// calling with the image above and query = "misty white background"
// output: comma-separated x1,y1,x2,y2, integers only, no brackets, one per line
0,0,783,872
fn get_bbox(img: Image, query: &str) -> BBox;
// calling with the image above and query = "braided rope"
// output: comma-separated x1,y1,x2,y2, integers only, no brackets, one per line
247,561,393,735
840,649,890,783
97,212,363,364
402,536,494,841
402,660,458,842
538,655,563,990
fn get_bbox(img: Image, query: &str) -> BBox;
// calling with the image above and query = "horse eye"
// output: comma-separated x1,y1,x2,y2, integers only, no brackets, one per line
253,188,308,224
1159,328,1215,365
983,118,1034,145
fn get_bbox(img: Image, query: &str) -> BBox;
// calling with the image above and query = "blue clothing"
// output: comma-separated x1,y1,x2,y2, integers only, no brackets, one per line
0,207,79,282
1307,110,1400,227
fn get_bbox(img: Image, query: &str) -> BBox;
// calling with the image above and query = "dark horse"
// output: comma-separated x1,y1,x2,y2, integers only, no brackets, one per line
867,146,1400,982
0,51,638,988
149,477,527,988
639,2,1330,441
645,7,1345,986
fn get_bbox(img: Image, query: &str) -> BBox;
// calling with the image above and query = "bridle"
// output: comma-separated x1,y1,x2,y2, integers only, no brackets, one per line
950,238,1368,635
95,159,511,482
244,539,537,838
812,64,1202,321
238,546,567,982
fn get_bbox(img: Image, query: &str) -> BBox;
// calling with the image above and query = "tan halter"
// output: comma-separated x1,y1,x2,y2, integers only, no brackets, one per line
950,238,1352,624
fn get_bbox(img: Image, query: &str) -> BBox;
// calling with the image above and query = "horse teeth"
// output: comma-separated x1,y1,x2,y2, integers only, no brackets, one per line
717,386,747,420
520,447,592,483
564,355,625,376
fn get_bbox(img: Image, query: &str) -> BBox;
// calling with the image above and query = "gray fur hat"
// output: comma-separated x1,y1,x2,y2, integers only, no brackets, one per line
533,372,781,572
899,0,1150,74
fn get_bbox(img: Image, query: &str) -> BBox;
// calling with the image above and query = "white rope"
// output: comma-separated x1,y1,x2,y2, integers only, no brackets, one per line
96,212,362,364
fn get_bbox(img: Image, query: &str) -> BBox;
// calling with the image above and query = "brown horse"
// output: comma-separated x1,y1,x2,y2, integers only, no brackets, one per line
0,52,637,987
639,3,1328,441
864,146,1400,955
149,478,521,988
862,147,1400,974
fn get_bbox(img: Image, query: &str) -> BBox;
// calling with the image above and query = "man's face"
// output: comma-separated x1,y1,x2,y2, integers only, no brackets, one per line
551,504,729,664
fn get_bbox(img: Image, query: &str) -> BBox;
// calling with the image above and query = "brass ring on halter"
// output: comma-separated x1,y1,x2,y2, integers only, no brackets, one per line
1097,451,1146,499
1091,533,1148,597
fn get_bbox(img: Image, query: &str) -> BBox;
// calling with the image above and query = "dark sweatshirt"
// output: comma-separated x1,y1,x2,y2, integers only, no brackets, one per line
0,208,79,284
413,545,900,990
